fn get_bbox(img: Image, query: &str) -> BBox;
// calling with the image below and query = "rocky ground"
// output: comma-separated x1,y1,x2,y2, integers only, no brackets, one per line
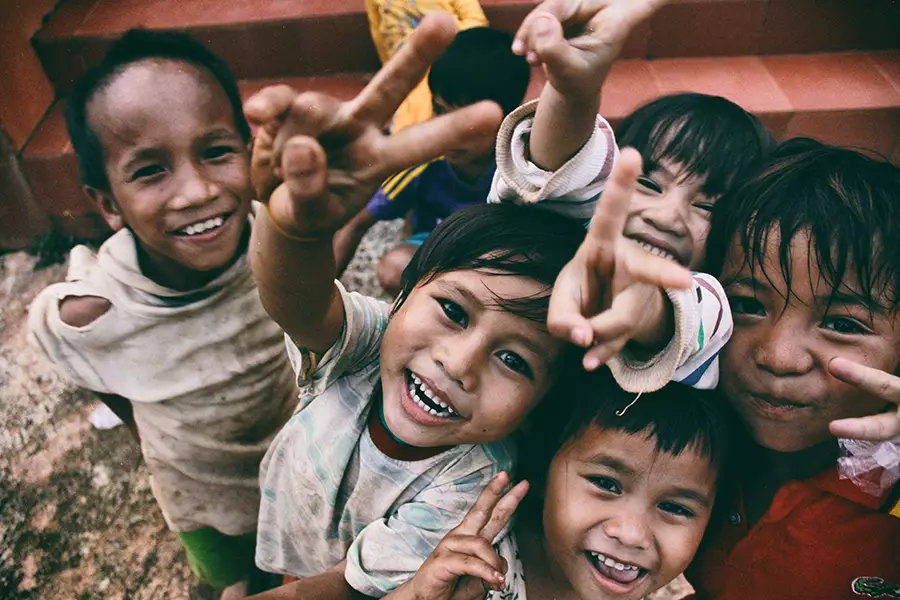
0,220,689,599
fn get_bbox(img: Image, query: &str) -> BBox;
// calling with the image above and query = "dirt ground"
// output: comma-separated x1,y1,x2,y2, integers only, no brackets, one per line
0,221,689,599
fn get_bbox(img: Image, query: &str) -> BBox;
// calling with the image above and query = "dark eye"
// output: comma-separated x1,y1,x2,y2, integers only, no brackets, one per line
204,145,237,160
822,316,870,335
658,501,695,518
438,298,468,327
693,201,715,214
729,295,765,317
588,476,622,495
131,165,165,181
496,350,533,378
637,175,662,194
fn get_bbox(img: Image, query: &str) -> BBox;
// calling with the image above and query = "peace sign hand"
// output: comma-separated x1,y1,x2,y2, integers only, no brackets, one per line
395,472,529,600
244,12,503,240
829,358,900,442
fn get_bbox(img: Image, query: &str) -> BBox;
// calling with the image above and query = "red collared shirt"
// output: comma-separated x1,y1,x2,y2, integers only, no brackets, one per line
687,467,900,600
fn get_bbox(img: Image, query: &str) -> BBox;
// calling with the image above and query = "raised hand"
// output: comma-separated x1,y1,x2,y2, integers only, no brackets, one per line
395,472,529,600
547,148,692,370
244,12,503,240
512,0,668,101
829,358,900,442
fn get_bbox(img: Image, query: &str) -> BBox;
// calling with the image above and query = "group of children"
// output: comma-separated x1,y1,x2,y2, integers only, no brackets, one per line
26,0,900,599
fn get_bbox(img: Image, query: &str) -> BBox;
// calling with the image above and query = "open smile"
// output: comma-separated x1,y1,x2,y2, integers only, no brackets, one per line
627,234,680,263
401,370,464,424
171,211,234,241
586,550,648,595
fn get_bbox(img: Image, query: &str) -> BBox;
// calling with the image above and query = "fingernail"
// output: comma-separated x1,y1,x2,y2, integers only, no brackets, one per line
511,39,524,54
584,355,599,370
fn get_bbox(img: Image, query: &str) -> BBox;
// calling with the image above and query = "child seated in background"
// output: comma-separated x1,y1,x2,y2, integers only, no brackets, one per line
366,0,488,132
385,368,740,600
28,30,298,598
333,26,531,294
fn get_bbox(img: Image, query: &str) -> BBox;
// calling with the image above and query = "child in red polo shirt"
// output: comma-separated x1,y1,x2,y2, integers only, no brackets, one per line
687,138,900,600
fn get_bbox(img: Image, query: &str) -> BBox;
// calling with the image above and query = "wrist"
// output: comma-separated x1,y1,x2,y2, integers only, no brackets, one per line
630,285,674,351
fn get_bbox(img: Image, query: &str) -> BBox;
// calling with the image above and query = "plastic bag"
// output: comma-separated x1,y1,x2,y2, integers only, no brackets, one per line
838,438,900,496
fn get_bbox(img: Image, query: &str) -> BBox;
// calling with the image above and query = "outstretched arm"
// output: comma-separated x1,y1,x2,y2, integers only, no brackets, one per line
245,14,502,353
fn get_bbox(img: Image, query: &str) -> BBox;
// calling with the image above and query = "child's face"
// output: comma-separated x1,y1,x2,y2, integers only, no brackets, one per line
87,59,252,283
542,426,716,600
379,269,565,447
623,158,715,269
720,229,900,452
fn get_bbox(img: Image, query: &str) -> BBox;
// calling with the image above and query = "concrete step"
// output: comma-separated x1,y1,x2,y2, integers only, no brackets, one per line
21,51,900,238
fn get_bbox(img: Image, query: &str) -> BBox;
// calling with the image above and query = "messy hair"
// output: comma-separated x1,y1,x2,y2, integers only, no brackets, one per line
65,29,251,191
428,27,530,116
395,203,585,324
706,138,900,311
617,93,775,199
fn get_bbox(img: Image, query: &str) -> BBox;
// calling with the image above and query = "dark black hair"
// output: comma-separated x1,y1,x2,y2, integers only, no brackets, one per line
617,93,775,200
395,203,586,324
428,27,530,116
521,367,740,496
65,29,251,191
706,138,900,311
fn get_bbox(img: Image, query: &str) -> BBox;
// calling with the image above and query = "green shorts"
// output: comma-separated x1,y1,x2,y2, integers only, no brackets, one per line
178,528,256,588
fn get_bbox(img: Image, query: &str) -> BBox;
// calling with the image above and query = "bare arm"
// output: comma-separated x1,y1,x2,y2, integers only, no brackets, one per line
334,209,378,277
247,563,371,600
529,84,599,171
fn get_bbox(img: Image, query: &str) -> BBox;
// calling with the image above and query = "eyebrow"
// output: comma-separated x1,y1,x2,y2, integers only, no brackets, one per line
436,280,483,308
121,147,164,172
584,455,635,476
668,487,712,509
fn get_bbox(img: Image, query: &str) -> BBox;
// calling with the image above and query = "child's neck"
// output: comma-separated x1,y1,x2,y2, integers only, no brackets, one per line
517,522,581,600
743,438,839,526
367,390,452,461
135,223,249,291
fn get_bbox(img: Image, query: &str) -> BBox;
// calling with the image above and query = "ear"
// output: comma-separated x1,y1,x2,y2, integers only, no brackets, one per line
84,186,125,231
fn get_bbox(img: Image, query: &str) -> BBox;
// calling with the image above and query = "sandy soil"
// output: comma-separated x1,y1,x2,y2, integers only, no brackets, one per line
0,221,689,599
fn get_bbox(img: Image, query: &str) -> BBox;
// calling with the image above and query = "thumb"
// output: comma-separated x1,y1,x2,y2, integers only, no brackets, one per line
530,14,582,73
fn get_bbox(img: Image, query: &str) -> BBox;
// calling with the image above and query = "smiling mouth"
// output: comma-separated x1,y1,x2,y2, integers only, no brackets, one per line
587,551,646,587
406,371,458,419
631,239,677,263
172,212,232,237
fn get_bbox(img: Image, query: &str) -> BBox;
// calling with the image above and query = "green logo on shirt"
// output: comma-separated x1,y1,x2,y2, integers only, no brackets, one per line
853,577,900,598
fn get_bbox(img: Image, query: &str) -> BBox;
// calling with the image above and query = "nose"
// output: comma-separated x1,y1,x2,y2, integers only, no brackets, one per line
433,331,487,392
603,504,652,551
643,189,690,236
753,315,814,376
171,162,220,209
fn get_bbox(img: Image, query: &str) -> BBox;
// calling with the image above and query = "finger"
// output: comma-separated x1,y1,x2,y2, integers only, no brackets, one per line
434,554,505,591
584,148,643,274
829,357,900,404
377,101,503,177
272,92,340,178
622,245,693,290
349,12,458,127
547,266,596,347
830,412,900,442
453,472,511,535
244,84,300,134
513,0,577,55
479,480,529,542
583,336,629,371
529,13,589,76
441,536,504,573
266,136,332,234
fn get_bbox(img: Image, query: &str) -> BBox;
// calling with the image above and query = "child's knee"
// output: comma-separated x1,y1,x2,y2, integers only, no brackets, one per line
378,245,416,294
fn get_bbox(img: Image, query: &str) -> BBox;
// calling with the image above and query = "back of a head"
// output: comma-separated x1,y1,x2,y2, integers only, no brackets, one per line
617,93,775,199
706,138,900,310
395,203,586,323
65,29,250,192
428,27,530,116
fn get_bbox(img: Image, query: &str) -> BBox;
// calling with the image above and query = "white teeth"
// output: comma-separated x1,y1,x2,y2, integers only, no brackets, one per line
182,216,225,236
590,551,639,572
636,241,675,262
408,372,457,417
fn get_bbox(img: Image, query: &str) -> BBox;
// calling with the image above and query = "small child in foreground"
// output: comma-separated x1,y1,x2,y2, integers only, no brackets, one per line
241,14,707,600
333,26,530,293
27,30,298,597
386,368,739,600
